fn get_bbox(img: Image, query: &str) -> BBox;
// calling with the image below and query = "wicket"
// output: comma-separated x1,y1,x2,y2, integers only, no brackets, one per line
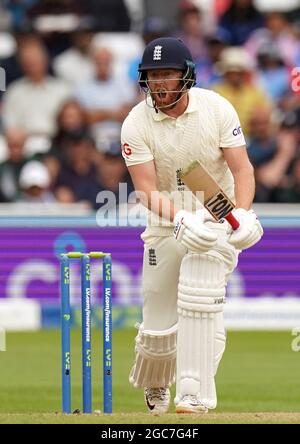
60,251,112,414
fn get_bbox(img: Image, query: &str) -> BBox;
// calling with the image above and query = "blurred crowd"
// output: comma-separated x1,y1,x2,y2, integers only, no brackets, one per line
0,0,300,207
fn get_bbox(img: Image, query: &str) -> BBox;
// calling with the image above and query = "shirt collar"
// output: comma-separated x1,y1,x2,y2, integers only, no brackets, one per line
151,89,198,121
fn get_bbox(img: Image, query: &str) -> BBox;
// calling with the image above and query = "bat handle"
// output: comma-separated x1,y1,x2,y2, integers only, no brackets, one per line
225,212,240,230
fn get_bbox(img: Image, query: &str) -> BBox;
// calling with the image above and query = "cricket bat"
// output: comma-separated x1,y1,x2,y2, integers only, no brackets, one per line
179,160,240,230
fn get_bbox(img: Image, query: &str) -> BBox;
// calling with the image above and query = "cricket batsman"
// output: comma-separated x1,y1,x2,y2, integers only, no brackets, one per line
121,37,263,414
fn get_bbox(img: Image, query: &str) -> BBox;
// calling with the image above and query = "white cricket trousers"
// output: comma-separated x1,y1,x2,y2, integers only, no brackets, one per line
141,222,239,331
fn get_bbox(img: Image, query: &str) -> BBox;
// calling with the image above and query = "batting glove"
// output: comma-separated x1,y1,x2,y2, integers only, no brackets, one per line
173,209,217,253
228,208,263,250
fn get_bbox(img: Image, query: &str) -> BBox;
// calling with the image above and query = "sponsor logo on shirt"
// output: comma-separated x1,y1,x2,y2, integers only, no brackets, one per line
232,126,242,136
122,143,132,157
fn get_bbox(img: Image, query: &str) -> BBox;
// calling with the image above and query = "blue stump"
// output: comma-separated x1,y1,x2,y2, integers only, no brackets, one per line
61,255,71,413
103,255,112,413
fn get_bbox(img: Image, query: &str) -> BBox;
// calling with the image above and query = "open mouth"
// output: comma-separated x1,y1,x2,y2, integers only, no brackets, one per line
156,90,167,99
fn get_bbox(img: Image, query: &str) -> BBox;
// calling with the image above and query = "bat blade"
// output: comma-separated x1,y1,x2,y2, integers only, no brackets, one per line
179,160,240,230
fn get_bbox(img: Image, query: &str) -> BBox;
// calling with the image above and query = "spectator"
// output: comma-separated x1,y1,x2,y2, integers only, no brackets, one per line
248,108,278,165
278,73,300,114
218,0,265,46
53,17,96,87
256,42,290,104
76,46,137,152
196,29,230,87
173,1,208,64
0,33,37,102
44,100,89,186
276,156,300,202
18,159,55,202
280,107,300,140
2,39,71,137
212,46,271,135
247,108,297,201
245,11,299,66
0,128,30,202
96,147,134,200
49,100,89,160
54,135,100,208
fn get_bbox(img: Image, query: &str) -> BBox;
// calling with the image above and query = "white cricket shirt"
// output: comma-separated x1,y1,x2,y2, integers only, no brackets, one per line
121,87,246,236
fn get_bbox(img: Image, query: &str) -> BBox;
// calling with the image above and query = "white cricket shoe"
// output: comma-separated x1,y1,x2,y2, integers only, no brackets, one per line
144,387,170,415
175,395,208,414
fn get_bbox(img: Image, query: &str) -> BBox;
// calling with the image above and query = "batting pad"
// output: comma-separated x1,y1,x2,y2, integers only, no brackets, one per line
129,323,177,389
175,253,226,409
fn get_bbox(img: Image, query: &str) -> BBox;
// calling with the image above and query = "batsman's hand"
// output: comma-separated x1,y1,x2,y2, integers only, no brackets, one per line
228,208,263,250
173,209,217,253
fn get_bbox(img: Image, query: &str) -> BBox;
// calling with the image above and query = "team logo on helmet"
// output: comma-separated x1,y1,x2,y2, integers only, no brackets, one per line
153,45,162,61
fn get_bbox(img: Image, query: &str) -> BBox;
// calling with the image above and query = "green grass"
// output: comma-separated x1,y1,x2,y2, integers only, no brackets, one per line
0,329,299,423
1,413,300,424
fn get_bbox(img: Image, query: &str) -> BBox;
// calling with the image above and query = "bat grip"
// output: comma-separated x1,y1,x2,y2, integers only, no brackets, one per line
225,212,240,230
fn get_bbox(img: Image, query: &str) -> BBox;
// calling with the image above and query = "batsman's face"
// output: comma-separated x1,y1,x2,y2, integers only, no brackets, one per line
147,69,183,107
